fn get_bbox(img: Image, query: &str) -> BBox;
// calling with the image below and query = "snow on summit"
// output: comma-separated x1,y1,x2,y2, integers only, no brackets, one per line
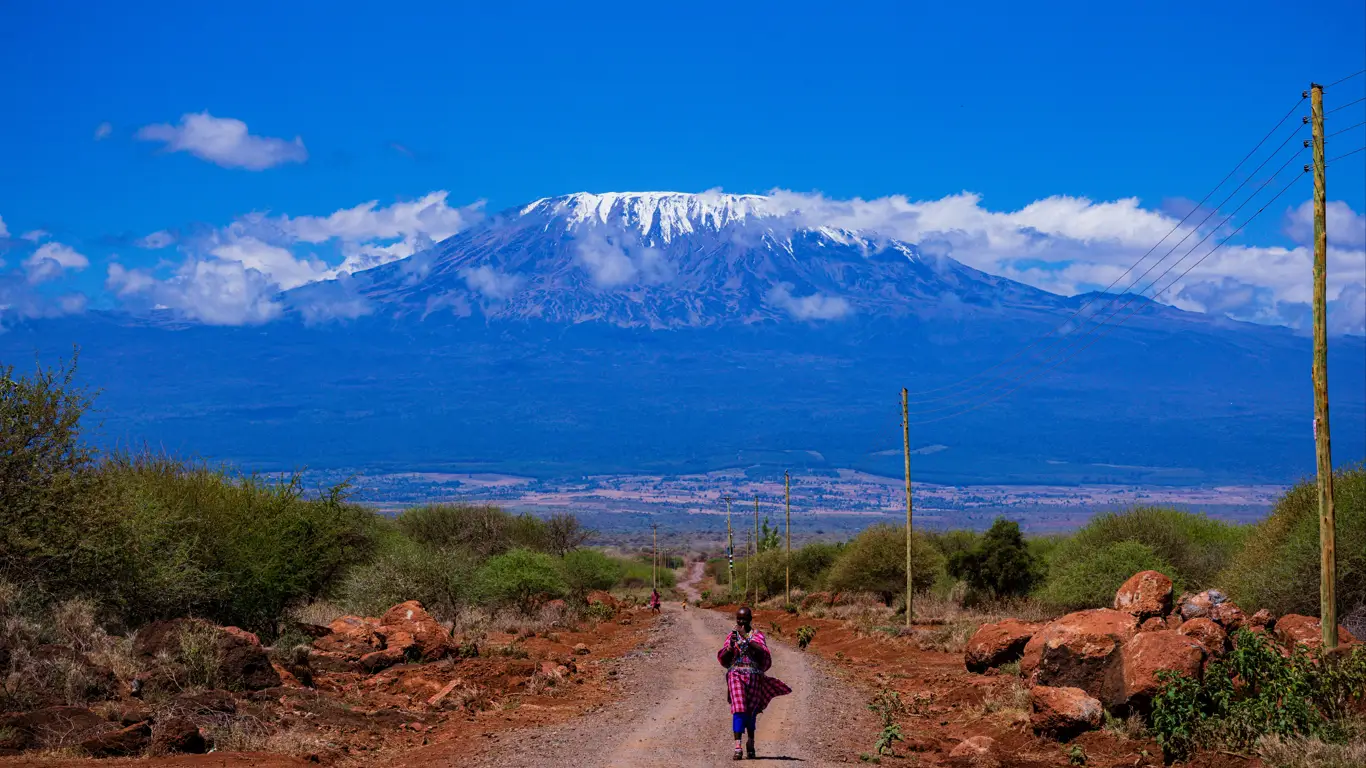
520,191,787,243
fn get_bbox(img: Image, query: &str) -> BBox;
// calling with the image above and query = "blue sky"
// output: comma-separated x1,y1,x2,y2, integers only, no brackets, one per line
1,0,1364,329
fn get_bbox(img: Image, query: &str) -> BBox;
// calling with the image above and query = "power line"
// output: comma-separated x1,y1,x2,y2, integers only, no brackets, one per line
1329,146,1365,163
1326,97,1365,115
909,168,1309,426
1325,69,1366,89
901,96,1307,401
909,148,1307,421
1327,120,1366,138
912,166,1305,423
908,128,1308,415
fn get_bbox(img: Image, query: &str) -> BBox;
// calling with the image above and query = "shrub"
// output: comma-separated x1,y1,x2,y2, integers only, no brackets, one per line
475,549,567,611
544,513,592,556
560,549,623,601
394,504,550,558
790,542,842,591
826,525,946,605
1037,540,1175,610
796,625,816,650
1043,507,1245,598
705,557,731,585
1150,629,1366,761
339,533,477,619
1221,464,1365,616
947,518,1039,603
618,558,676,589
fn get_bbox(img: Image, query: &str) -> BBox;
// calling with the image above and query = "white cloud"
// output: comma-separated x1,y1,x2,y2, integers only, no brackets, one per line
1284,200,1366,249
283,191,479,246
24,242,90,283
460,265,522,300
94,122,112,140
138,230,176,249
107,260,282,325
136,112,307,170
0,215,8,238
765,283,853,321
209,237,328,290
20,229,49,243
572,230,673,288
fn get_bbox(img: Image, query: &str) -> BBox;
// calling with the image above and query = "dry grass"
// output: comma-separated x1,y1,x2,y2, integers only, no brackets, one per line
205,715,330,755
1,595,134,711
291,599,347,627
1257,735,1366,768
980,679,1031,721
1102,711,1148,741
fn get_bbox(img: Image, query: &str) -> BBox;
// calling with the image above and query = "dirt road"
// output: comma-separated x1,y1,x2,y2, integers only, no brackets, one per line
450,564,874,767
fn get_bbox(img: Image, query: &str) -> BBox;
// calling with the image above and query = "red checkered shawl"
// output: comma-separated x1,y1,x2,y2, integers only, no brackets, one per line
717,629,792,715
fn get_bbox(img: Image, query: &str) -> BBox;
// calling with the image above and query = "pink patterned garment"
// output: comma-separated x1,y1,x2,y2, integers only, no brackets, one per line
717,629,792,715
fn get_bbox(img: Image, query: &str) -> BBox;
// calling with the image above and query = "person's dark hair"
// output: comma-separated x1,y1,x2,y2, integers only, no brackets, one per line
736,606,752,628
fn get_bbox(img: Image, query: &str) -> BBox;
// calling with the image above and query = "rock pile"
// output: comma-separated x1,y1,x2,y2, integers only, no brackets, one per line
964,569,1360,742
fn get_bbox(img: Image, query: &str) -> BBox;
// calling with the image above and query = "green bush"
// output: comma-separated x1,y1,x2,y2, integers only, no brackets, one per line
394,504,551,558
705,557,731,586
1032,505,1251,606
1221,465,1365,616
475,549,567,611
618,558,676,589
1151,629,1366,761
791,542,843,591
947,518,1039,603
339,532,477,618
560,549,623,601
826,525,946,605
1037,540,1176,610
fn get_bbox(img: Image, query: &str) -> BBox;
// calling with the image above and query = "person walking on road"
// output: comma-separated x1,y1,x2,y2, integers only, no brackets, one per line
717,606,791,760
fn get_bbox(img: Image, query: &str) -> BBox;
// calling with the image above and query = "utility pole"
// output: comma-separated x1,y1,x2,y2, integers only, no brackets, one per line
1310,82,1338,649
745,526,752,607
723,495,735,601
902,387,914,626
753,495,761,606
785,471,792,608
651,521,659,593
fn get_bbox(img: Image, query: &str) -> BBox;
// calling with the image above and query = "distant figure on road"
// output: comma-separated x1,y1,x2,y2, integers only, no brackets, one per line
649,589,661,613
718,606,791,760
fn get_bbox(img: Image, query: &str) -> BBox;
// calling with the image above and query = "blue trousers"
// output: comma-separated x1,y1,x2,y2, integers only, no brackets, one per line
732,712,756,738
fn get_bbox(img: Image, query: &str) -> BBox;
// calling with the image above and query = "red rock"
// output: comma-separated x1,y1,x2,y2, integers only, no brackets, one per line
573,643,591,655
426,678,465,708
964,619,1041,673
1209,602,1247,632
1178,617,1228,657
82,721,151,757
1274,614,1359,650
0,707,106,751
1030,685,1103,740
948,735,999,768
1020,633,1044,679
359,647,407,672
220,626,261,646
308,649,362,673
1139,617,1165,632
379,601,450,661
1179,589,1228,620
315,616,385,657
1164,614,1183,630
1033,609,1138,706
1120,630,1205,712
173,689,238,715
151,717,206,755
1114,570,1174,619
1249,609,1275,630
219,639,281,691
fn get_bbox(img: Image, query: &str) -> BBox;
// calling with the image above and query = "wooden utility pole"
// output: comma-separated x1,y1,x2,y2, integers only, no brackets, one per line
1310,83,1338,649
785,471,792,608
723,495,735,600
651,522,659,592
745,526,752,607
902,388,914,626
753,495,761,606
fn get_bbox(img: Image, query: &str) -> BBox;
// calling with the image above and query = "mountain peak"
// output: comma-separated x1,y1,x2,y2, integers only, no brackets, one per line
519,191,782,243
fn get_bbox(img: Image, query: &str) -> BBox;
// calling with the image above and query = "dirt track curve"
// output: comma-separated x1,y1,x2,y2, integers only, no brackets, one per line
439,561,875,766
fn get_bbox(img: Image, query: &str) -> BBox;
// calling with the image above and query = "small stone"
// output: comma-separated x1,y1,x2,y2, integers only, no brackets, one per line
1030,685,1102,741
573,643,591,655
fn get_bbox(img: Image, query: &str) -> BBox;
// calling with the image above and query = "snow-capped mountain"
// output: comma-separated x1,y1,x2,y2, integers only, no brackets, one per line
288,191,1066,328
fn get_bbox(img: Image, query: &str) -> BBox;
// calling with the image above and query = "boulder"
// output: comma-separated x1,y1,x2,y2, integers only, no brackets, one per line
359,647,408,673
107,702,153,727
380,601,450,661
1120,630,1205,712
173,689,237,715
219,626,261,646
586,590,620,609
948,735,999,768
82,721,151,757
151,717,207,755
0,706,106,751
1139,617,1165,633
1179,589,1228,621
1113,570,1174,619
1209,601,1247,632
313,616,384,657
1177,617,1227,657
219,637,281,690
1032,609,1138,706
1274,614,1359,650
1248,609,1276,630
1030,685,1102,741
133,618,278,691
964,619,1041,673
1019,633,1044,678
